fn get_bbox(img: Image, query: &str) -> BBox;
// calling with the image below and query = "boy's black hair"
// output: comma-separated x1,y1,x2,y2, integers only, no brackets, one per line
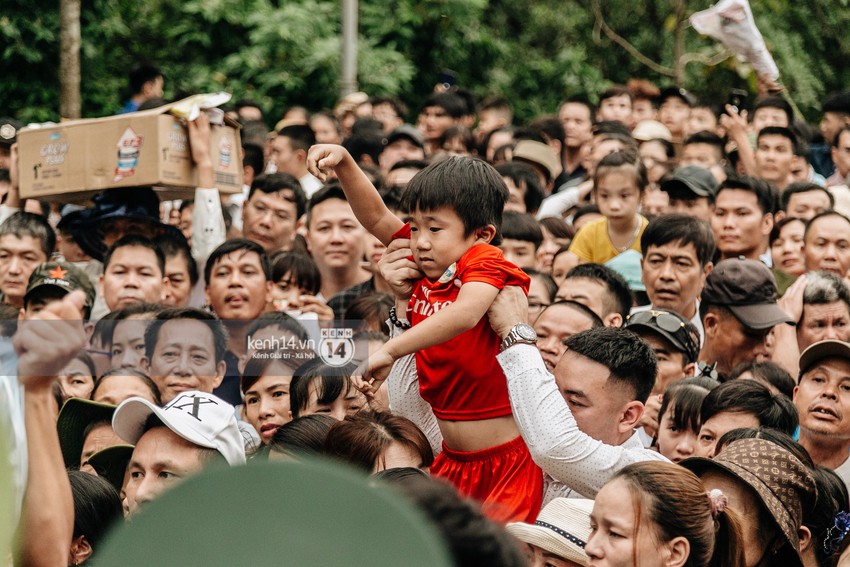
592,120,631,138
564,327,657,403
495,162,544,215
599,84,633,103
500,211,543,248
289,359,358,419
203,238,271,284
344,129,384,165
242,143,265,177
0,211,56,259
103,234,165,276
699,379,798,436
129,64,162,95
529,115,565,145
757,126,799,155
369,96,408,121
571,204,601,226
439,126,475,153
565,263,633,321
728,361,795,400
478,95,512,116
154,231,198,286
144,307,228,364
399,156,508,244
276,124,316,152
683,131,726,162
716,175,778,215
420,93,467,119
306,183,348,226
780,182,834,212
560,95,596,117
269,251,321,295
248,173,307,219
692,99,723,120
640,214,716,267
752,95,794,126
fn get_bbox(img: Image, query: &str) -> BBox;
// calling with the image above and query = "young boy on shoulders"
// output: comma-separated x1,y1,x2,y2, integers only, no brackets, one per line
307,145,543,523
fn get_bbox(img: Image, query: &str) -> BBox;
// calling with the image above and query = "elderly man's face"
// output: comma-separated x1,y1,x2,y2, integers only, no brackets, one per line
797,301,850,351
805,215,850,278
704,310,773,375
794,357,850,443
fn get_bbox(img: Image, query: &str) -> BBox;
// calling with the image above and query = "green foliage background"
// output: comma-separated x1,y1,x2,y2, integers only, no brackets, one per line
3,0,850,125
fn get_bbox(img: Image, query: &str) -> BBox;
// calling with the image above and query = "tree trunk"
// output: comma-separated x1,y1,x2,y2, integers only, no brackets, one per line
59,0,81,119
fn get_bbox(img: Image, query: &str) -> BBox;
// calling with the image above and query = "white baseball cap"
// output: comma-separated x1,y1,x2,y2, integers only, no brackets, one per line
506,498,594,566
113,391,246,466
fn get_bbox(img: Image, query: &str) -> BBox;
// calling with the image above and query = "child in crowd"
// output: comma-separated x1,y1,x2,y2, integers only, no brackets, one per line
288,359,367,421
307,144,543,523
653,376,719,463
566,150,649,264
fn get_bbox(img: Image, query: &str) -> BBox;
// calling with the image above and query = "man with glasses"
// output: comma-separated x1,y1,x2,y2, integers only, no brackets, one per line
241,173,307,254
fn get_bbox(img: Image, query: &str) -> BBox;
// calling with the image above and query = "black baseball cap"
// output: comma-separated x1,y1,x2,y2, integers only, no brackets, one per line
660,166,718,199
385,125,425,149
701,258,793,330
658,87,696,108
0,118,22,146
626,308,701,364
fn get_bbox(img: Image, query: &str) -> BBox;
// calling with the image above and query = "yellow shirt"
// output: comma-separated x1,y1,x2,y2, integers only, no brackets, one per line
568,215,649,264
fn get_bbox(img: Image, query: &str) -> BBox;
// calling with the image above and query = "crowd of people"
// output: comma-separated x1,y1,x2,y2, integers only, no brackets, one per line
5,62,850,566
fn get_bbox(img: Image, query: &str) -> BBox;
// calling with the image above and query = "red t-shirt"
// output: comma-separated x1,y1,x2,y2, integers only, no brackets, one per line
395,224,530,420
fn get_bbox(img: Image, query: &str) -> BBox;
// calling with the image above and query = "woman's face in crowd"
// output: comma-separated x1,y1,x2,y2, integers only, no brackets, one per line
244,365,294,444
57,359,95,401
770,220,806,276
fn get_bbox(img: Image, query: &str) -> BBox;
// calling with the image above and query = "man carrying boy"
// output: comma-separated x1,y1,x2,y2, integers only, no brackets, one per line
308,144,543,523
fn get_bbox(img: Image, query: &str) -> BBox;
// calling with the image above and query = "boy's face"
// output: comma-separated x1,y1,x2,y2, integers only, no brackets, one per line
752,107,789,132
417,105,456,142
687,107,718,136
499,238,536,270
408,206,480,280
755,134,794,187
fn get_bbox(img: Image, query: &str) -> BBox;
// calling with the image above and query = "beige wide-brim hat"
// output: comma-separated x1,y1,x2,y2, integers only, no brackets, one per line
506,498,593,566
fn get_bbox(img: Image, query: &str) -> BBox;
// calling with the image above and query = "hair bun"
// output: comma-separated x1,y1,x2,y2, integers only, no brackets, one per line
707,489,727,520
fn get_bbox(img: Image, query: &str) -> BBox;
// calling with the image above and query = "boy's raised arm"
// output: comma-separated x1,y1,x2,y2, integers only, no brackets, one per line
307,144,404,245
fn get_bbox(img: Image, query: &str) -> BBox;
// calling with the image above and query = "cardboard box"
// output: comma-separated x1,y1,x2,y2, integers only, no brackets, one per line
17,102,243,202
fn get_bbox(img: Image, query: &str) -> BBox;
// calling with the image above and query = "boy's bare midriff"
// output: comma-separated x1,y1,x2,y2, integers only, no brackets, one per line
438,415,521,452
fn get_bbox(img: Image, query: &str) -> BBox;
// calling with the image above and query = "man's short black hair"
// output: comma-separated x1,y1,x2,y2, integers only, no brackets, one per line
822,91,850,116
780,182,834,212
479,95,512,116
599,85,633,103
592,121,632,138
560,95,596,118
0,212,56,259
203,238,271,284
420,93,467,119
343,129,384,165
154,231,198,286
753,95,794,126
270,251,321,296
500,212,543,248
529,115,565,145
699,379,798,436
276,124,315,153
399,156,508,244
683,131,726,162
565,263,633,321
242,143,265,177
370,96,408,121
306,183,349,227
144,307,229,364
716,175,778,215
495,162,544,215
564,327,657,403
640,214,716,267
103,234,165,276
129,64,162,95
757,126,799,155
248,173,308,218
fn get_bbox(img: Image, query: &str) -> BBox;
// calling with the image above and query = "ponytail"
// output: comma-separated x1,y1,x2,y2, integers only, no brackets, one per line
708,502,746,567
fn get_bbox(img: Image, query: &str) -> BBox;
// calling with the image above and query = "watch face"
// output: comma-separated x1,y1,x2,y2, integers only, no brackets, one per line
516,323,537,341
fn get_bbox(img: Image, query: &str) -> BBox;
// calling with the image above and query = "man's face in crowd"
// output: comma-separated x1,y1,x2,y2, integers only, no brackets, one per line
821,112,849,145
80,423,123,473
417,105,456,142
797,301,850,351
703,310,773,375
124,426,208,516
554,350,637,444
499,239,536,271
694,411,760,459
142,319,225,404
306,198,367,275
658,97,690,138
242,190,299,253
384,166,420,190
372,102,403,134
92,374,158,406
832,130,850,178
556,276,620,327
632,99,656,123
667,195,714,223
270,136,303,177
534,303,598,371
99,245,166,310
634,329,690,395
680,143,723,169
804,214,850,277
0,234,46,306
751,107,789,132
163,253,192,308
379,138,426,174
686,108,718,136
711,189,772,259
794,357,850,444
642,241,710,319
111,318,149,370
558,102,593,150
206,249,271,321
786,190,831,221
597,94,633,128
755,134,794,188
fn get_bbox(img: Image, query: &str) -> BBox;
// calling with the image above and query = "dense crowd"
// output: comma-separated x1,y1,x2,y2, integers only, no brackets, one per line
5,63,850,566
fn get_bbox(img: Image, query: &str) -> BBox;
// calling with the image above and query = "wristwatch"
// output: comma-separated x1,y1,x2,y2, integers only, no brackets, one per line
500,323,538,351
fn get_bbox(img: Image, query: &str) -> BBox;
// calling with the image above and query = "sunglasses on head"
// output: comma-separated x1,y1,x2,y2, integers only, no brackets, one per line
627,309,700,361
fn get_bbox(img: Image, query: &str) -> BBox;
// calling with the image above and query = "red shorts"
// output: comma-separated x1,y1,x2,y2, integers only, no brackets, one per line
430,435,543,524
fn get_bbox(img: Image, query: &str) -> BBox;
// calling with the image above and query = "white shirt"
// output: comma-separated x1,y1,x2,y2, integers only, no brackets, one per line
834,452,850,493
299,173,323,198
498,344,668,505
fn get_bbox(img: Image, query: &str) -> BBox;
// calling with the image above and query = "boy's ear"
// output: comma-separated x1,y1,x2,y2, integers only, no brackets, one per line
477,225,497,244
